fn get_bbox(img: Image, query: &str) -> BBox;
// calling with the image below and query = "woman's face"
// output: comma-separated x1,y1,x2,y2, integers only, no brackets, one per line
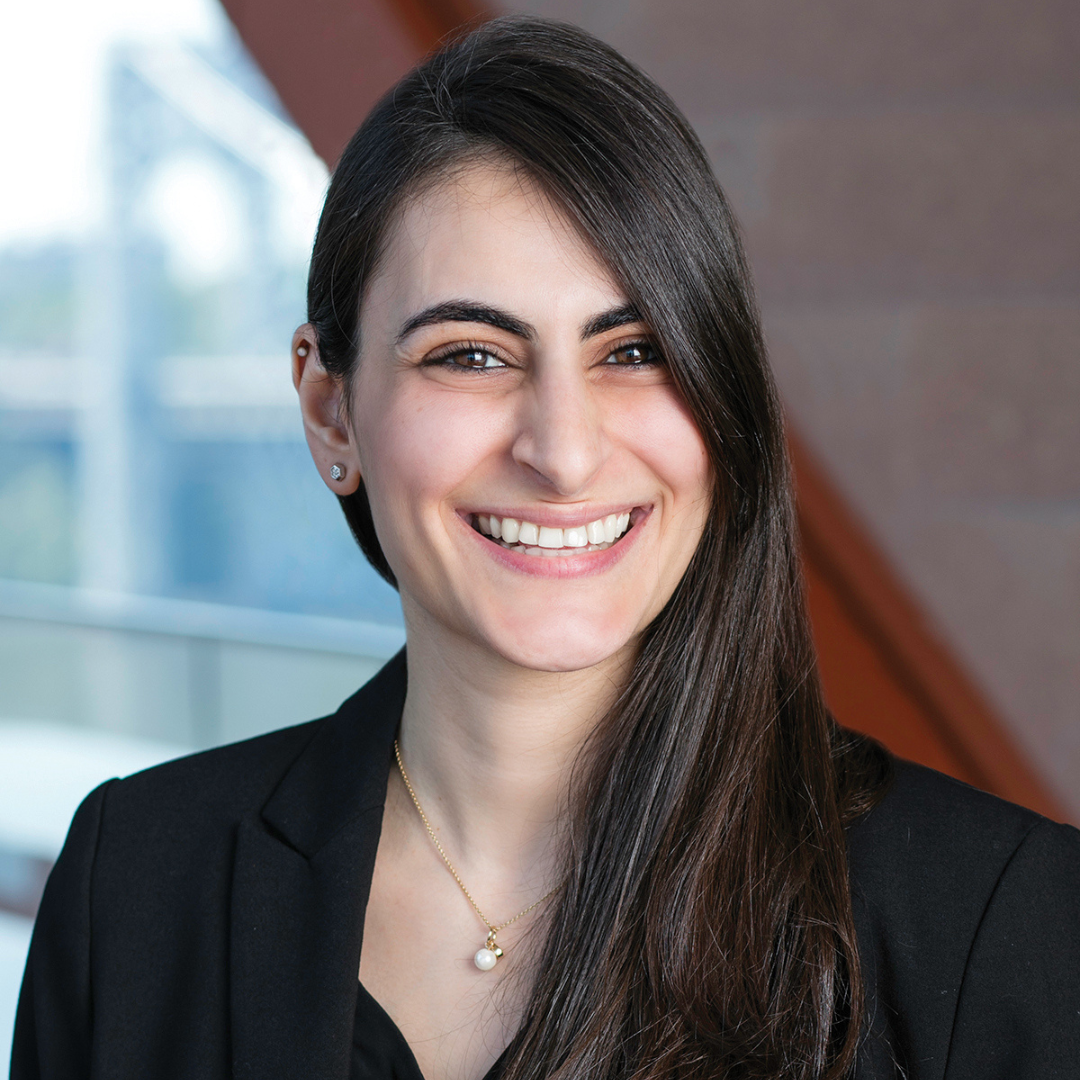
343,164,711,673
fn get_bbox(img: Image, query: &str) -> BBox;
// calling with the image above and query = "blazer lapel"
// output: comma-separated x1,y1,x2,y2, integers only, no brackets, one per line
229,651,406,1080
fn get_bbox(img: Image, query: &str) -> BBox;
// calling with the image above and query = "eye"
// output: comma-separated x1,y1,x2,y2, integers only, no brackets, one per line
425,344,508,371
604,341,663,366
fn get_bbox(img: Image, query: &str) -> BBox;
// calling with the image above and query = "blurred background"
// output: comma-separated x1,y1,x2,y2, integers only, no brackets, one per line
1,0,1077,1058
0,0,406,1050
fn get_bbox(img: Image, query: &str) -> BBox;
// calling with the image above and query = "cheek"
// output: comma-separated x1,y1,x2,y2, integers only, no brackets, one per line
352,384,505,555
625,390,712,510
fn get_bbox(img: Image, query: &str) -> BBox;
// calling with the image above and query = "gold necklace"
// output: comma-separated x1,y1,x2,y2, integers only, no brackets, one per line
393,739,562,971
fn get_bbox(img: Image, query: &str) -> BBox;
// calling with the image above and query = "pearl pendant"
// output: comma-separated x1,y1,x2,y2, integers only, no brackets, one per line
474,947,498,971
473,935,504,971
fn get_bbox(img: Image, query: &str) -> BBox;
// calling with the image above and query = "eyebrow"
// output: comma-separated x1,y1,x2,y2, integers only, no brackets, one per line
580,303,644,339
396,301,535,343
395,300,646,345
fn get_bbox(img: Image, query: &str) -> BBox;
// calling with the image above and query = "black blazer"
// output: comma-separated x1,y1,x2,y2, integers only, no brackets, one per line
12,652,1080,1079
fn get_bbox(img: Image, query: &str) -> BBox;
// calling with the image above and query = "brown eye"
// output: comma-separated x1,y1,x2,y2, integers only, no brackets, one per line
605,342,661,366
457,349,503,368
424,345,508,370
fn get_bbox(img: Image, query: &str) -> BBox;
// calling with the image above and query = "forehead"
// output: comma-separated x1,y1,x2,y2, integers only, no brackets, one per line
362,162,627,330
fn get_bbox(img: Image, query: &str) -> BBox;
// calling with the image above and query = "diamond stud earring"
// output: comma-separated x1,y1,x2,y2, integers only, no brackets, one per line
329,464,345,481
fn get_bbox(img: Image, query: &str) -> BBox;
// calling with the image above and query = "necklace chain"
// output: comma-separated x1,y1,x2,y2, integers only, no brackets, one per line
393,739,562,947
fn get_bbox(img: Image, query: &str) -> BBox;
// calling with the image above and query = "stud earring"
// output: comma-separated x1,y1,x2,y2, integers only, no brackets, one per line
329,464,345,481
296,344,309,357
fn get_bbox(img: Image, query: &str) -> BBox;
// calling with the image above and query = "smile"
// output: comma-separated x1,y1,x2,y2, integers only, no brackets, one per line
472,511,634,557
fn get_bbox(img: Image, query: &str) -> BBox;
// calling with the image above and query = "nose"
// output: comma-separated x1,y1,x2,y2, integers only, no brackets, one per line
511,365,608,496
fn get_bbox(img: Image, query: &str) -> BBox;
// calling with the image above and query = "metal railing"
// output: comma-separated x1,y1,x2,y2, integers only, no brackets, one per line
0,577,404,750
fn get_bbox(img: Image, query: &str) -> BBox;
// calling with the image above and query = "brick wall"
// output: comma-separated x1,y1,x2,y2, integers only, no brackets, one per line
511,0,1080,813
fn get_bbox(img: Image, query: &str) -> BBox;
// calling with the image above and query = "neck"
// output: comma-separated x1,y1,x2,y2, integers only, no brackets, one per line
396,611,633,889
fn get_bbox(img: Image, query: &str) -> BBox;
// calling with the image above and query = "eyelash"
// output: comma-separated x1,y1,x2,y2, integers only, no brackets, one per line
423,341,509,371
603,340,664,367
423,338,664,371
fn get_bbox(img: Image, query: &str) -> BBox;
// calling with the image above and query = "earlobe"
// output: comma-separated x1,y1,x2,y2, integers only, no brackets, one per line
292,324,362,495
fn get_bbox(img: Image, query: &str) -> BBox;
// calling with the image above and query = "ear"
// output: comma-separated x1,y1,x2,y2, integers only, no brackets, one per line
292,324,362,495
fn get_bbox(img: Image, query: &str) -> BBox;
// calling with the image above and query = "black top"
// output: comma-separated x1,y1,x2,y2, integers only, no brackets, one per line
351,982,504,1080
352,983,421,1080
11,651,1080,1080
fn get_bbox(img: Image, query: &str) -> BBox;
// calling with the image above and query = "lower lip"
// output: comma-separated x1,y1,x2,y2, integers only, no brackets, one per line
461,511,649,579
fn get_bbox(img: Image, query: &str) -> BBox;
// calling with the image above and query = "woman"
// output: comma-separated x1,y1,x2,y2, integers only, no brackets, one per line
12,16,1079,1080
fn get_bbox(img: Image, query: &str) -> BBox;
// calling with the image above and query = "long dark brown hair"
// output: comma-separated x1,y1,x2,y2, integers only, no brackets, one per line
308,16,890,1079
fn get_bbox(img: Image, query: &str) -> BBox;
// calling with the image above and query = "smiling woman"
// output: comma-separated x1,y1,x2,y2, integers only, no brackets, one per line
297,164,710,678
12,15,1080,1080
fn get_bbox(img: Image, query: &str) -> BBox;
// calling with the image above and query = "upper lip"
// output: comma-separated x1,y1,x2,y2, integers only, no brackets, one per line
461,505,647,529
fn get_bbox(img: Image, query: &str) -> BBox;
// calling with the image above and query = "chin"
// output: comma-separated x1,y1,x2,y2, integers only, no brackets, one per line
480,617,638,674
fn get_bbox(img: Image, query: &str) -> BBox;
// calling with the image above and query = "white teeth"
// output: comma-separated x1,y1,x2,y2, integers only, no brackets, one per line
537,526,563,549
474,510,636,553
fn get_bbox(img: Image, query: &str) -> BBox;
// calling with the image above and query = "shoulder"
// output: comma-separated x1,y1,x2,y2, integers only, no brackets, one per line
847,756,1080,953
13,718,330,1076
46,719,329,930
14,656,406,1076
848,759,1080,1078
101,716,324,837
34,719,329,912
846,757,1073,896
52,650,406,880
83,648,406,874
